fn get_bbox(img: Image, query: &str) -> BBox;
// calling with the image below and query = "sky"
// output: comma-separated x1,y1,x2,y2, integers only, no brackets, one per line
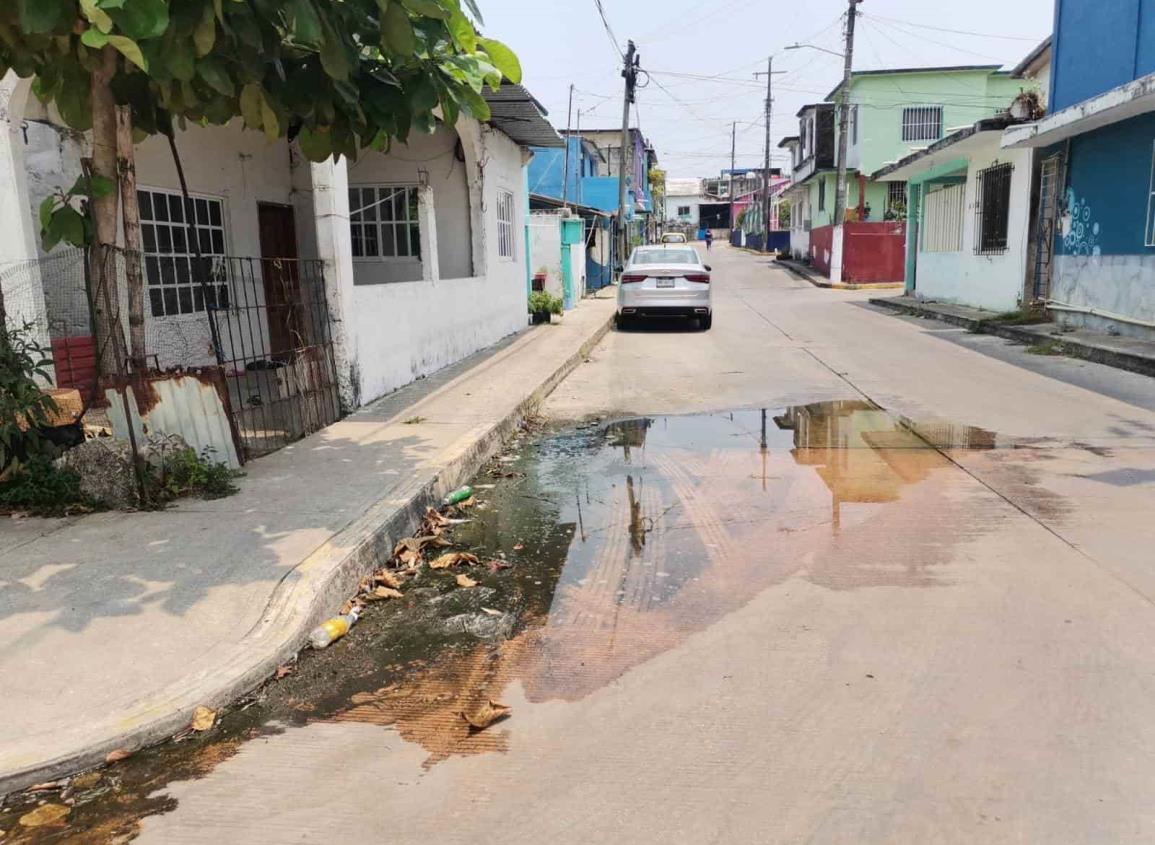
474,0,1055,179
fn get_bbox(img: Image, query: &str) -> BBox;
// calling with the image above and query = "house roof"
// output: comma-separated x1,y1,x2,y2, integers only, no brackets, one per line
825,64,1004,101
872,116,1015,181
483,84,564,148
778,135,800,148
1011,37,1052,79
666,178,703,196
795,102,832,118
529,193,613,218
1003,71,1155,149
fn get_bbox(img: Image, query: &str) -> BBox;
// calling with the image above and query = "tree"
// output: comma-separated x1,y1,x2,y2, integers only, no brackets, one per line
1,0,518,372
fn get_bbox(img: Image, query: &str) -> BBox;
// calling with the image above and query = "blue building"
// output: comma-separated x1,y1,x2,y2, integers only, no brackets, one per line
1006,0,1155,339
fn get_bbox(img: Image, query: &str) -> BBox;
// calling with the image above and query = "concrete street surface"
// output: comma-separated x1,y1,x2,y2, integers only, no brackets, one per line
14,244,1155,843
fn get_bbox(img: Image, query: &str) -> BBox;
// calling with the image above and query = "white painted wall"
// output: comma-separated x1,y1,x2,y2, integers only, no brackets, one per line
914,140,1034,313
665,193,702,227
529,211,563,300
344,121,528,403
345,126,472,285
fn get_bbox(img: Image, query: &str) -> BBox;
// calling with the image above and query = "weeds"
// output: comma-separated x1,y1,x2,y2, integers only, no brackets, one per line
1026,340,1067,356
154,447,241,502
0,455,97,516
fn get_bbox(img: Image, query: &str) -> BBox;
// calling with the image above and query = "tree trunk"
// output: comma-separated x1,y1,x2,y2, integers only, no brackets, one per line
89,46,124,376
116,105,146,370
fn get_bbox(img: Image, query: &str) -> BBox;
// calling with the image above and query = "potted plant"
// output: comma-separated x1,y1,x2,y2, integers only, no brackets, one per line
528,291,564,325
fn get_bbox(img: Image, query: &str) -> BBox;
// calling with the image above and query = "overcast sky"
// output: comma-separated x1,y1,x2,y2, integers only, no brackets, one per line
475,0,1054,179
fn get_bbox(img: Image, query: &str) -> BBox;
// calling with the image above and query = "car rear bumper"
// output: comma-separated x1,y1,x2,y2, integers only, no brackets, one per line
618,287,711,312
618,305,711,318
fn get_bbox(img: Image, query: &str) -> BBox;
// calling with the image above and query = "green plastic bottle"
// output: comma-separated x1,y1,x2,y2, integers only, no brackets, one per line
443,485,473,506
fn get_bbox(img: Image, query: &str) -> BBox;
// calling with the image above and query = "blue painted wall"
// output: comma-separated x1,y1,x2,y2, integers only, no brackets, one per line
528,139,599,202
1052,0,1155,110
1055,111,1155,257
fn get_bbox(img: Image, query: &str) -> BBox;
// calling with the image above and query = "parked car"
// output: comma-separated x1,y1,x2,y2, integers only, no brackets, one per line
617,245,713,330
660,232,687,244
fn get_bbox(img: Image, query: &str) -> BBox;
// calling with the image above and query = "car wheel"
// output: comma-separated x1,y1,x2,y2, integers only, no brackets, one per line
615,312,631,331
700,314,713,331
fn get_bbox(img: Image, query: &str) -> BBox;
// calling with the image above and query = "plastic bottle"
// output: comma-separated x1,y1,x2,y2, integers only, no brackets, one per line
442,486,474,506
309,606,361,649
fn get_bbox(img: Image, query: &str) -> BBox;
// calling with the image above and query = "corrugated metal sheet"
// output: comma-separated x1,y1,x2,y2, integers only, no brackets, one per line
922,184,965,253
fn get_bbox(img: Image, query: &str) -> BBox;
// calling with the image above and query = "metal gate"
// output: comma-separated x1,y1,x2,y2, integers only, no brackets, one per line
206,256,342,459
1031,153,1065,302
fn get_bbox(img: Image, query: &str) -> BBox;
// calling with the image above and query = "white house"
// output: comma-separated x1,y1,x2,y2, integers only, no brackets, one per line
664,178,706,229
0,73,561,452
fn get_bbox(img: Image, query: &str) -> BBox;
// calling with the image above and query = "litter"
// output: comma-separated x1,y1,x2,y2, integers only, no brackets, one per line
309,606,362,649
442,486,474,506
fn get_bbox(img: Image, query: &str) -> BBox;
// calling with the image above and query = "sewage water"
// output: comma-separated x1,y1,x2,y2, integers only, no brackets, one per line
0,401,1006,842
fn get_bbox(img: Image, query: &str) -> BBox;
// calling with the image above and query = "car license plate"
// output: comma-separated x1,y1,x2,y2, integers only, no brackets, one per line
656,277,675,288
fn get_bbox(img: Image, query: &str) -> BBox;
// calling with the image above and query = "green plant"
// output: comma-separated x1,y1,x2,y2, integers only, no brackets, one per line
155,447,241,501
1026,340,1066,356
988,308,1048,326
0,454,95,516
0,322,58,474
528,291,563,316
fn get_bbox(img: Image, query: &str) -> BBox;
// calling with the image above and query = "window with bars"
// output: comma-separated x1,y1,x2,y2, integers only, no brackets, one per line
677,205,691,217
887,181,907,210
975,162,1014,255
497,190,516,259
818,179,826,212
139,188,228,318
901,106,943,142
348,185,421,260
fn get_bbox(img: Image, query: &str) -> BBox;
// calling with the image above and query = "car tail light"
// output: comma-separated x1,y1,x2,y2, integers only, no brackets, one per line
684,273,711,283
620,273,646,283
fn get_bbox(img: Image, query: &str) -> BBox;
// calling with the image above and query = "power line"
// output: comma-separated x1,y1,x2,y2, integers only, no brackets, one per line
866,16,1009,63
592,0,625,59
867,13,1043,42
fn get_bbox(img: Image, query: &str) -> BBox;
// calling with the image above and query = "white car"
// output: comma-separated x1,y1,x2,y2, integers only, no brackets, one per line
617,245,713,330
660,232,687,244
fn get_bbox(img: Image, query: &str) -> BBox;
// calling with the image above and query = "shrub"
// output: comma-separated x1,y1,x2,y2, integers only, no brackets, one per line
0,322,58,474
528,291,564,316
0,454,94,516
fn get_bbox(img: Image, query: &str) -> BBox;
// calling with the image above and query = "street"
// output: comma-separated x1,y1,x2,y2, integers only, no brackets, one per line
25,244,1155,844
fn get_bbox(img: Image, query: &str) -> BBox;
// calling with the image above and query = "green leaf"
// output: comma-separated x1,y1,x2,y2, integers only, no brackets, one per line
456,84,490,121
318,14,351,81
80,0,115,33
401,0,450,18
380,2,416,54
239,83,264,130
193,4,216,56
259,95,279,141
461,0,484,25
19,0,70,34
39,197,56,232
50,206,87,249
197,57,233,96
284,0,323,46
445,9,476,51
406,76,438,111
162,34,194,79
297,126,332,162
478,37,520,84
108,35,149,71
107,0,170,41
81,28,111,49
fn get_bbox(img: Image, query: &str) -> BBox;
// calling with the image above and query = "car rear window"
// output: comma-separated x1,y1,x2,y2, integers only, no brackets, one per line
632,249,697,265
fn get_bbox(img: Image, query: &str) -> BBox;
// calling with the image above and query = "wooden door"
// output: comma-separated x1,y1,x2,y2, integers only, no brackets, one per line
257,203,303,360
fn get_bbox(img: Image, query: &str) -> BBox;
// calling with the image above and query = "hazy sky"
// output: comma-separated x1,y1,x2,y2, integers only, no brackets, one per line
475,0,1054,178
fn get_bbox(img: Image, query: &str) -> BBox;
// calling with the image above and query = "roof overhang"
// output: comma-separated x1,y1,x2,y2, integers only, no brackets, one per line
1003,72,1155,149
1011,37,1052,79
874,118,1013,181
529,192,612,218
483,84,564,148
778,135,800,149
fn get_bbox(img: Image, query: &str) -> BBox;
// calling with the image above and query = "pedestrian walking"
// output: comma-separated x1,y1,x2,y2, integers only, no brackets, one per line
704,229,714,250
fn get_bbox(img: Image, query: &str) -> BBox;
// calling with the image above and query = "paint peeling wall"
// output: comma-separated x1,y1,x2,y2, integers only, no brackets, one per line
528,212,564,300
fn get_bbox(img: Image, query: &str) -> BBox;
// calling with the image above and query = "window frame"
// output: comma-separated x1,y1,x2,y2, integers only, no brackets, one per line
138,186,229,320
818,178,826,212
887,181,907,210
677,205,692,217
901,105,944,143
496,188,516,260
974,161,1014,256
1146,140,1155,247
348,184,422,264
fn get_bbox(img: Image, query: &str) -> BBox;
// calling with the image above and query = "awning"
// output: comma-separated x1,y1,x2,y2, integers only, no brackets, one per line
483,84,564,148
1003,72,1155,149
874,118,1012,181
529,192,613,218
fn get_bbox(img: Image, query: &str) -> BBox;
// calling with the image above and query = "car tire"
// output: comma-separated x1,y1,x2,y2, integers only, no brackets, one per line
615,312,631,331
700,314,713,331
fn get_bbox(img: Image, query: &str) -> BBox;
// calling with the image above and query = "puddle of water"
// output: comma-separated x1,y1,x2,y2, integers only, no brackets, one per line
0,400,1005,842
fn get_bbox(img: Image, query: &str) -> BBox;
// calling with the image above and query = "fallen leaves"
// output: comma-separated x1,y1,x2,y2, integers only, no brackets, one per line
19,803,70,827
190,705,216,732
486,559,513,574
461,700,511,731
274,664,295,680
480,607,502,616
455,574,478,589
429,551,479,570
105,748,133,764
27,781,65,793
370,586,404,600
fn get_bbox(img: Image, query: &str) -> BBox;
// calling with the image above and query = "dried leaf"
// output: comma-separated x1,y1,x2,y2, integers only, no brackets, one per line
455,573,478,588
19,803,70,827
513,542,524,551
373,586,404,600
423,507,451,527
429,552,480,569
274,664,295,680
105,748,133,764
374,570,403,590
462,700,511,731
340,599,355,615
28,781,65,792
486,560,512,574
480,607,502,616
455,496,477,509
190,705,216,732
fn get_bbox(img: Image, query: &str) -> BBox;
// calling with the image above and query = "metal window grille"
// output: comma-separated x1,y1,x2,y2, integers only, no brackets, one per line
921,184,964,252
901,106,943,142
139,188,228,318
1146,140,1155,247
348,185,420,260
975,161,1014,255
497,190,515,259
851,105,859,145
887,181,907,209
818,179,826,212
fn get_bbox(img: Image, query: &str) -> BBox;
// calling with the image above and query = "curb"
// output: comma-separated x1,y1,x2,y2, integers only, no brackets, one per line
776,260,904,291
0,311,614,796
869,296,1155,379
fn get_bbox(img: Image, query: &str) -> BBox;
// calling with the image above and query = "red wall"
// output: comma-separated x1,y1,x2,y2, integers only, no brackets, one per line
809,225,834,276
807,222,906,283
843,222,906,283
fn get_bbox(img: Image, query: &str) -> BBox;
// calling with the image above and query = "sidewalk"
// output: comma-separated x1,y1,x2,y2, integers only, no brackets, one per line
870,294,1155,378
775,258,904,291
0,297,615,794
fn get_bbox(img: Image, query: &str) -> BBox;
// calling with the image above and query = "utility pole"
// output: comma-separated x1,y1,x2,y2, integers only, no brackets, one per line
575,108,583,206
562,83,575,207
833,0,861,230
617,40,639,269
755,57,786,250
729,121,737,235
